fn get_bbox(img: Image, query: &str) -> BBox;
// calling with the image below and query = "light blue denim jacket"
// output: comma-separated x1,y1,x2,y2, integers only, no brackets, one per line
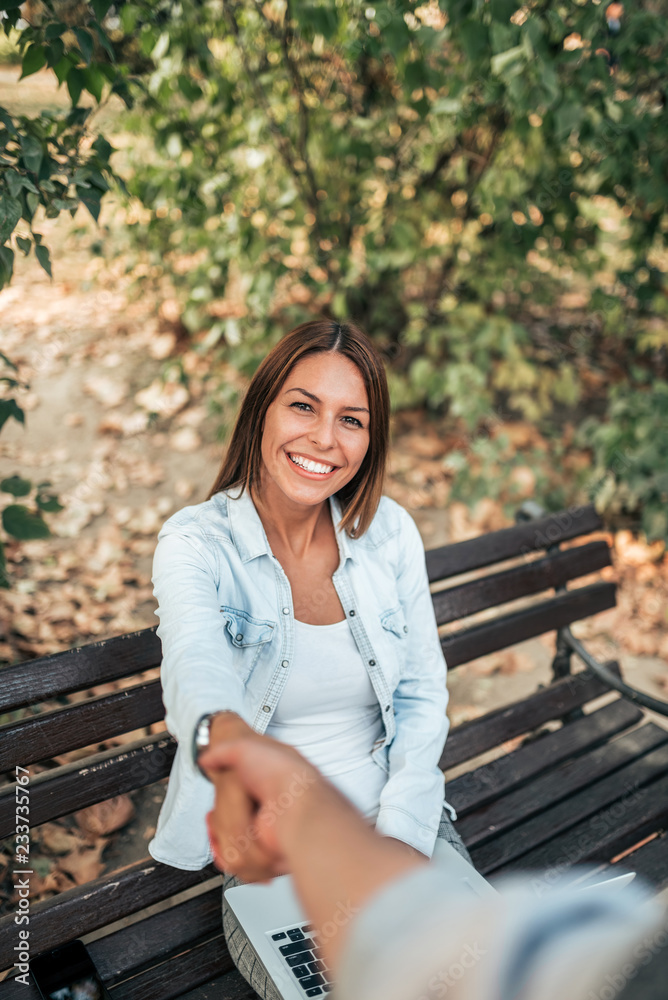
148,489,452,870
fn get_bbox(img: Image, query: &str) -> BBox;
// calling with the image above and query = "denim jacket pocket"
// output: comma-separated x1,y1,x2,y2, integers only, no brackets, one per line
380,605,409,639
220,607,275,683
220,607,275,647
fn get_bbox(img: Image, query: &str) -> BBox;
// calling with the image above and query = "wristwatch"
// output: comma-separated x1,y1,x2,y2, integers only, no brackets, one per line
192,711,235,778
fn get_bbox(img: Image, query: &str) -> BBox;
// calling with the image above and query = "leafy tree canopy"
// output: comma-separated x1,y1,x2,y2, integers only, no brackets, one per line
1,0,667,542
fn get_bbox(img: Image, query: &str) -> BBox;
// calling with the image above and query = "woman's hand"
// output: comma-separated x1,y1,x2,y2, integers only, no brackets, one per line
201,712,288,882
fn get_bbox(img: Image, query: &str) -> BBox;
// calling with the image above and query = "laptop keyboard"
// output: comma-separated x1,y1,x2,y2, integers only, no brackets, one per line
269,923,334,996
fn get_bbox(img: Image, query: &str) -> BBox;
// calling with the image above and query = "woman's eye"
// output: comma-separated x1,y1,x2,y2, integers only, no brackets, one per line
290,401,312,412
342,416,363,428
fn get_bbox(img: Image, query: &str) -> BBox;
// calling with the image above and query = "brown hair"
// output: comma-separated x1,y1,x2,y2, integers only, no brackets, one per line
208,320,390,537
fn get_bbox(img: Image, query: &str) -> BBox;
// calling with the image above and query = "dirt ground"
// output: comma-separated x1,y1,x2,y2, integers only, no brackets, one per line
1,63,667,909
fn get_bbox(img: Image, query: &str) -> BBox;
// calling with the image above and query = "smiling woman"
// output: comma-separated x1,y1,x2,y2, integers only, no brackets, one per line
149,320,472,1000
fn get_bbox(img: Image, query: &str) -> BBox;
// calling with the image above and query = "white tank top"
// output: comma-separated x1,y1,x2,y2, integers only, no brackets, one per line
265,618,386,819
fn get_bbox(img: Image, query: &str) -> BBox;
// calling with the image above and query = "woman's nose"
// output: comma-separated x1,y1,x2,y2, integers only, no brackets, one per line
309,417,336,450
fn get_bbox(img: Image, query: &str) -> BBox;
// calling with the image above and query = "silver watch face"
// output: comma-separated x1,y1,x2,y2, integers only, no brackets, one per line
195,717,211,752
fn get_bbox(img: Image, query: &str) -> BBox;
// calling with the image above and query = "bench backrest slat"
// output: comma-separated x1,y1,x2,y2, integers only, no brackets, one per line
433,541,611,626
0,628,161,713
442,581,616,668
426,505,603,582
0,859,219,971
0,681,164,770
0,734,175,839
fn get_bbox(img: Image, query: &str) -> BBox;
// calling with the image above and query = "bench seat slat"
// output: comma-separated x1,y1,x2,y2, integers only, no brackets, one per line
170,971,257,1000
0,890,224,1000
433,541,611,626
442,581,616,668
441,667,618,769
110,934,230,1000
426,505,602,582
0,735,175,838
619,833,668,892
0,682,164,771
458,723,668,847
448,698,643,816
0,628,160,714
0,861,219,970
470,743,668,873
495,771,668,878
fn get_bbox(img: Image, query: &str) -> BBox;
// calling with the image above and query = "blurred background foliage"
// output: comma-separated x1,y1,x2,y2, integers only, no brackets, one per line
1,0,667,546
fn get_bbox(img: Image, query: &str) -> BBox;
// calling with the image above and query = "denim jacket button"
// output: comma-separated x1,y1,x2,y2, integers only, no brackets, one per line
369,659,376,666
403,625,408,633
235,633,243,642
349,609,356,616
281,659,289,667
385,705,391,712
282,607,290,615
262,705,271,712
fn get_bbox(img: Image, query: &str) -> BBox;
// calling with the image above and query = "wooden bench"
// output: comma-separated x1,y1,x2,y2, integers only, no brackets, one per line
2,503,668,1000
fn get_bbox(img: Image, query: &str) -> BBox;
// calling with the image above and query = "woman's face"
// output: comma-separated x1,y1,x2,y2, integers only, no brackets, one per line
259,351,370,510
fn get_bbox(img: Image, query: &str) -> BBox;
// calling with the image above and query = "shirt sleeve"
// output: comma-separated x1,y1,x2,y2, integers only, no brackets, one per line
152,524,250,765
335,866,664,1000
374,508,450,857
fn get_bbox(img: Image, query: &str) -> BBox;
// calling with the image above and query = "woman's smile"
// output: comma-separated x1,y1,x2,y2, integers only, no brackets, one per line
259,352,370,508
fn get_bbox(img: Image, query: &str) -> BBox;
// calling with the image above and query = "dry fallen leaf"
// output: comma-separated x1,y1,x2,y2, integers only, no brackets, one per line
58,839,107,885
75,796,135,837
40,823,85,855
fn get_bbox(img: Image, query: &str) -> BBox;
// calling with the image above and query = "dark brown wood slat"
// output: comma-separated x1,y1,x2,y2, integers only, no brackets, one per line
432,542,611,626
0,628,160,713
442,582,616,668
495,771,668,879
440,667,619,769
0,682,165,771
448,699,643,816
470,743,668,874
110,935,231,1000
95,888,223,983
621,834,668,891
0,891,224,1000
0,734,175,838
0,860,220,971
426,505,602,582
177,971,258,1000
458,723,668,847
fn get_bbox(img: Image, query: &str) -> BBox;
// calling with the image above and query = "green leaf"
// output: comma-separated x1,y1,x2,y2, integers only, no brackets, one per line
75,27,94,65
21,134,42,175
0,540,8,589
20,44,47,80
0,195,21,243
6,170,22,199
0,398,24,431
25,191,40,220
67,67,85,106
83,65,105,102
16,236,31,256
35,243,52,278
45,22,68,40
459,20,489,61
1,475,31,497
53,54,75,85
0,244,14,287
2,504,50,540
92,0,113,22
79,187,102,221
36,492,63,512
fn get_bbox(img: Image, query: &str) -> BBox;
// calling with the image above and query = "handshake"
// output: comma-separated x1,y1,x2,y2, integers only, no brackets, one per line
199,726,664,1000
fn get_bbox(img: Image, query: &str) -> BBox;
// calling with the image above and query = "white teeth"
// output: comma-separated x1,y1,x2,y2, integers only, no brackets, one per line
289,454,334,474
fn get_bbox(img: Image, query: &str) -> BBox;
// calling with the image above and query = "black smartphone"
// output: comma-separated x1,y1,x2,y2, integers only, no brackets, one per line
30,941,112,1000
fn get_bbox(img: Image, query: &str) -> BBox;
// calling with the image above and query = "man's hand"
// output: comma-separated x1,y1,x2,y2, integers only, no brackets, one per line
201,713,288,881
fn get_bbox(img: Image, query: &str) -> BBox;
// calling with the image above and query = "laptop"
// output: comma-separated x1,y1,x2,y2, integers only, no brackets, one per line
225,840,496,1000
